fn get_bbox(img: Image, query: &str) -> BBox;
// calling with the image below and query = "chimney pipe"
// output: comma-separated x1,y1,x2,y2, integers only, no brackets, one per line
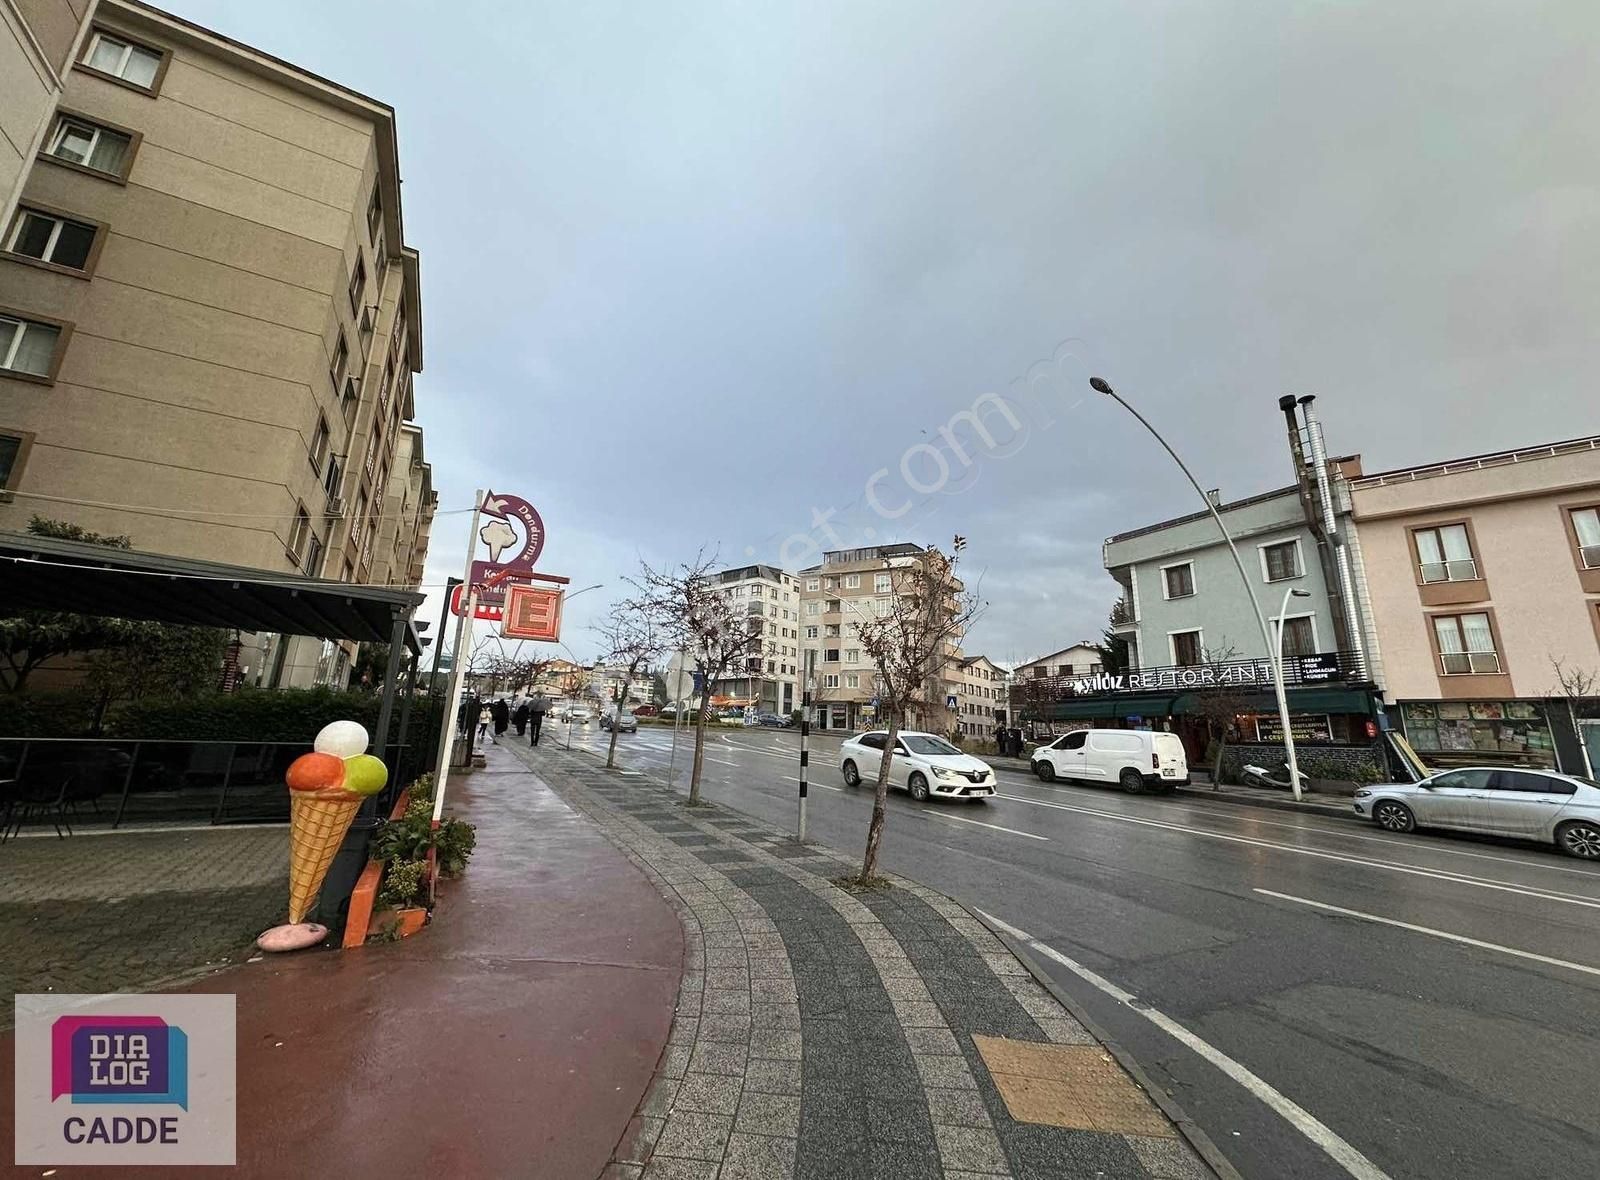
1296,396,1368,678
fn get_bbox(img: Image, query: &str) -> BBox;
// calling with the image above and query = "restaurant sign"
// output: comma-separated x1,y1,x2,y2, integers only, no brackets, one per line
1063,652,1344,697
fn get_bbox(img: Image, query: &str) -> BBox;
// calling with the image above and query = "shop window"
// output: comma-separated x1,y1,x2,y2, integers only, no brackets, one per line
1433,612,1499,675
1400,701,1555,765
1163,563,1195,599
1414,524,1477,584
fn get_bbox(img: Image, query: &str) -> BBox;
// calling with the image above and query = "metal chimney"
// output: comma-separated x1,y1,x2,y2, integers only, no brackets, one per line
1297,396,1368,678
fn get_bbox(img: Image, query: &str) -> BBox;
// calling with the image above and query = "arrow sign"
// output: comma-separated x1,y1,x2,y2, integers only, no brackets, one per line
479,489,546,572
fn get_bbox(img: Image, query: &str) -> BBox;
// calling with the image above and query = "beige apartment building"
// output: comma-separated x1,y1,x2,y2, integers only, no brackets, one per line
1349,436,1600,774
711,563,801,715
955,654,1008,739
0,0,432,688
799,543,964,733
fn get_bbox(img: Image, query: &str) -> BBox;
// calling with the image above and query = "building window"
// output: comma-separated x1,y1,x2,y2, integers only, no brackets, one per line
805,602,819,617
1570,507,1600,570
805,577,820,591
845,673,860,688
875,597,892,617
331,332,349,386
825,649,840,663
805,626,818,639
844,574,860,588
823,576,836,589
45,115,132,178
0,429,33,494
367,186,383,241
6,208,97,271
1163,563,1195,599
1171,630,1202,666
874,573,892,593
348,256,366,317
1415,524,1477,584
287,506,311,564
845,648,859,664
1278,616,1316,658
82,30,164,89
1261,540,1301,582
0,314,63,379
309,414,330,473
1434,612,1500,675
305,531,324,577
825,674,840,689
323,454,342,501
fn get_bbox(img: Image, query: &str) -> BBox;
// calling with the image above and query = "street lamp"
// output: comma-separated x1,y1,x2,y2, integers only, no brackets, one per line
1091,377,1307,801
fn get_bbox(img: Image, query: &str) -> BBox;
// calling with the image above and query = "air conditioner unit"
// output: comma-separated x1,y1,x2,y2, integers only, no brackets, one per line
360,304,379,333
326,496,346,519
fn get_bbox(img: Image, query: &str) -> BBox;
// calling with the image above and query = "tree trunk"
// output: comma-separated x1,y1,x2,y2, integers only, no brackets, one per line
689,685,709,804
606,671,632,769
1212,727,1227,790
860,708,900,882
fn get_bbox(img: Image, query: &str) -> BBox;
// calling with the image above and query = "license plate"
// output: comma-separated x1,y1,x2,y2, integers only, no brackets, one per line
1161,769,1176,777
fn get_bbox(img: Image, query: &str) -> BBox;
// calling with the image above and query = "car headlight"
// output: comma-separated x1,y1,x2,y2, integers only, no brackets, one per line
931,767,958,779
1353,788,1373,798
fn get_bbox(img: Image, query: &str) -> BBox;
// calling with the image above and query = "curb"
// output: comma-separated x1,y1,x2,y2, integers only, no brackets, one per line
966,906,1244,1180
1174,785,1360,823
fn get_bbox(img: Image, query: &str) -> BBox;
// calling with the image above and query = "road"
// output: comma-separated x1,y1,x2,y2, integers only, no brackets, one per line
548,720,1600,1180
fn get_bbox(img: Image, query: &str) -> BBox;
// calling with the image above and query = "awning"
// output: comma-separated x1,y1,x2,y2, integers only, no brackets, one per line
1031,693,1184,721
1029,685,1380,722
0,530,422,650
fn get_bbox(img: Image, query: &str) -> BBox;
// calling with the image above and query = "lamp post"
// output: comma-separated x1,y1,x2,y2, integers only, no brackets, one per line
1090,377,1307,801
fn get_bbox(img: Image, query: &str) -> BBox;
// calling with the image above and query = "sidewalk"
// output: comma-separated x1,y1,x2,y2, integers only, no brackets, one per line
2,744,683,1179
516,742,1225,1180
1175,780,1358,821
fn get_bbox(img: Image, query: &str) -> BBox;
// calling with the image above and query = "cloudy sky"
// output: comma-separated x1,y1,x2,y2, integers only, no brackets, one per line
185,0,1600,663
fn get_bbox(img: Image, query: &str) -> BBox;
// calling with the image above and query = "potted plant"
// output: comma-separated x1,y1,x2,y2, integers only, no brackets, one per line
372,858,429,939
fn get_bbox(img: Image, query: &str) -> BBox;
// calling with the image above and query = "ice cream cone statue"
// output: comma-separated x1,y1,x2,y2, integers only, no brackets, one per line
257,721,388,952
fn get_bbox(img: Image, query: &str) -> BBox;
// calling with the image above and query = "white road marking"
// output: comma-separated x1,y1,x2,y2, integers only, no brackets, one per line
974,909,1393,1180
1253,889,1600,978
995,793,1600,910
916,810,1048,840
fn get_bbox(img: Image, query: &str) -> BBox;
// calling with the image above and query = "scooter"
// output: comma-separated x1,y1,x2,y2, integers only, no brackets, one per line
1239,761,1309,791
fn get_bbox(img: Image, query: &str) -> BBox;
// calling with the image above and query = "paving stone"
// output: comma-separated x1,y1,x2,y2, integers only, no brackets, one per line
674,1072,743,1116
934,1124,1012,1174
743,1056,803,1095
1127,1133,1212,1180
734,1090,802,1138
687,1042,747,1076
615,1115,666,1164
719,1132,798,1180
696,1015,752,1044
640,1157,719,1180
903,1026,962,1055
704,966,751,990
926,1086,994,1128
751,1003,804,1030
916,1053,977,1090
749,1028,803,1060
868,1136,945,1179
703,988,752,1015
654,1110,734,1161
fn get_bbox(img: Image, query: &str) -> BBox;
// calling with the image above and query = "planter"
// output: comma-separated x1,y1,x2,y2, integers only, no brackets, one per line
369,904,428,940
1308,778,1359,797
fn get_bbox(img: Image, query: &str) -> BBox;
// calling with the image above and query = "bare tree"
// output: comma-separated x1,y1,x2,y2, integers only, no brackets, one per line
851,537,982,883
1188,640,1248,787
631,549,763,804
595,601,667,769
1550,655,1600,775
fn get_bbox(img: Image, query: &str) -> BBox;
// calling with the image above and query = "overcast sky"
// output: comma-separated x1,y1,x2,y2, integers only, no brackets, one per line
184,0,1600,663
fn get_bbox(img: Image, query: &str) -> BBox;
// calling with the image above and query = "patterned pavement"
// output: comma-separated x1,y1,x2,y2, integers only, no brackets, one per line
513,742,1220,1180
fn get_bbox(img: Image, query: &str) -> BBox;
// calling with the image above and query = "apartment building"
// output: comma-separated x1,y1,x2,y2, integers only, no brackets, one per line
0,0,430,688
710,563,800,715
955,654,1008,738
1349,435,1600,774
798,543,964,733
2,1,85,230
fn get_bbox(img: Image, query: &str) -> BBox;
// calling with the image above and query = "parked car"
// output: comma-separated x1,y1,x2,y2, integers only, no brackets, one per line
558,703,593,724
600,709,639,734
754,713,792,728
839,731,996,802
633,705,659,717
1353,767,1600,859
1030,728,1188,793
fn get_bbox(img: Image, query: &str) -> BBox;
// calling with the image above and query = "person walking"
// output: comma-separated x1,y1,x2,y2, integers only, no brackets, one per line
528,694,551,746
490,697,510,745
513,698,530,737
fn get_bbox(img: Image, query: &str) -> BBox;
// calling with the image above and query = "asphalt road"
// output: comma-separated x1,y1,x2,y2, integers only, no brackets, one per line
549,720,1600,1180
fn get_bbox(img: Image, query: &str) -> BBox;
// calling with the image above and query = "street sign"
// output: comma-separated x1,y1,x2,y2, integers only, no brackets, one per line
501,584,564,641
479,490,546,572
450,571,531,621
945,694,958,709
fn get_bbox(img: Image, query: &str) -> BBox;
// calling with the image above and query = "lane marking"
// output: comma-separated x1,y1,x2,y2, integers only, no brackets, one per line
1002,777,1600,879
916,809,1048,841
995,793,1600,910
1253,889,1600,978
974,909,1393,1180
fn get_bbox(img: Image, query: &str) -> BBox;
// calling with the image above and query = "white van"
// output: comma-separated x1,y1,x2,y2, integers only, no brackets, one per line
1030,728,1189,793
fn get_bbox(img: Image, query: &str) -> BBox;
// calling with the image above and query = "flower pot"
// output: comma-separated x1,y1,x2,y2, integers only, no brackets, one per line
369,904,429,940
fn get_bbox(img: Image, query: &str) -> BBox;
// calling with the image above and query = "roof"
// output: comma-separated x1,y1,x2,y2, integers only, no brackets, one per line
1350,434,1600,488
1102,455,1360,546
0,531,422,649
1017,643,1101,670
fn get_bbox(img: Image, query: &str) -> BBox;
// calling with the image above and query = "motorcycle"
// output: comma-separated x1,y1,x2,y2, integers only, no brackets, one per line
1239,760,1309,791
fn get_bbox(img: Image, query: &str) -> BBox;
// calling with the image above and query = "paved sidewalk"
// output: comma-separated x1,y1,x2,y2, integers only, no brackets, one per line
513,742,1222,1180
1175,781,1358,821
2,746,683,1179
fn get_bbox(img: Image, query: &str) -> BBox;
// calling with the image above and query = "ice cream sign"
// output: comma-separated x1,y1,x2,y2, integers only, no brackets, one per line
479,490,544,571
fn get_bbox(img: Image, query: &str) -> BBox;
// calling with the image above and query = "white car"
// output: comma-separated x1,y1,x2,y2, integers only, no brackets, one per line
839,731,997,802
1031,728,1189,794
559,703,593,723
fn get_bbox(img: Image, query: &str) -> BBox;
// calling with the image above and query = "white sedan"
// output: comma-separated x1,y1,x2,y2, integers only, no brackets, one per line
839,731,997,802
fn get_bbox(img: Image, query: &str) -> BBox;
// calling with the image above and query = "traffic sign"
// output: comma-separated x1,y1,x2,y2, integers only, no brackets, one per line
945,694,958,709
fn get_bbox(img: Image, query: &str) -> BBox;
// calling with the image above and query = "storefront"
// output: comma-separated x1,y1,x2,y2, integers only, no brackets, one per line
1395,700,1559,769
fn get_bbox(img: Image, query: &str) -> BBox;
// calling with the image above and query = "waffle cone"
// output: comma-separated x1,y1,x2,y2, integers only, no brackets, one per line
287,790,362,924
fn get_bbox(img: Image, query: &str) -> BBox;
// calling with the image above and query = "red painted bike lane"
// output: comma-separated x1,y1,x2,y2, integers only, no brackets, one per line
3,744,683,1179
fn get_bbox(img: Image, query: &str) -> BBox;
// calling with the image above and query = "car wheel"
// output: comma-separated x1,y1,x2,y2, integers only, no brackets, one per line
1373,800,1416,833
908,773,930,802
1556,820,1600,860
842,760,860,788
1119,769,1145,794
1035,761,1055,783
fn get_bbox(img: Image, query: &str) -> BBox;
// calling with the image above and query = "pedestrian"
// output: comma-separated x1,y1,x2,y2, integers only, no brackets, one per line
513,698,530,737
528,694,550,746
490,697,510,744
463,695,484,748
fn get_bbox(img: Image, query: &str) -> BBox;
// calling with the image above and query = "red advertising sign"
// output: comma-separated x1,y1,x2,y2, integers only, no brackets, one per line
501,584,564,641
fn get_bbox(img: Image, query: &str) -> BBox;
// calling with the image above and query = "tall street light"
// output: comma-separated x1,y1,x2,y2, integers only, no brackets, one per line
1090,377,1307,801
